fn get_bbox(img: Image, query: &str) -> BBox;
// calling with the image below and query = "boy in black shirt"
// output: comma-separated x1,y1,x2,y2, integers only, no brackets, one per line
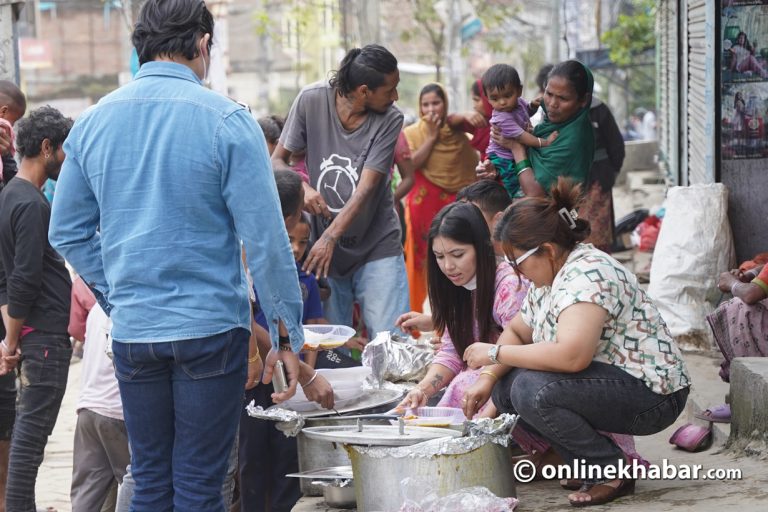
0,106,73,512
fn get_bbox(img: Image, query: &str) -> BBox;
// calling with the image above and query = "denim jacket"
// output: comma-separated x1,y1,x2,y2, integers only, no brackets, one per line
49,62,304,350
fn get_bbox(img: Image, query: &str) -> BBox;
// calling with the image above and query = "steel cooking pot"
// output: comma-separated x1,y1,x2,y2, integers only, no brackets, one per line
347,440,516,512
295,388,403,496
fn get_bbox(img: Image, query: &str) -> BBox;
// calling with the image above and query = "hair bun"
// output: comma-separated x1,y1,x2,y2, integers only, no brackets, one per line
571,218,591,242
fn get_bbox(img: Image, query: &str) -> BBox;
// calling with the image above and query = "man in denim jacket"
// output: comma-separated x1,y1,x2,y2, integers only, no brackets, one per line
49,1,304,510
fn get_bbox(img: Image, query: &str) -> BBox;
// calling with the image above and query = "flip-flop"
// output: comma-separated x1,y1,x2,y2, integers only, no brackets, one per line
695,403,731,423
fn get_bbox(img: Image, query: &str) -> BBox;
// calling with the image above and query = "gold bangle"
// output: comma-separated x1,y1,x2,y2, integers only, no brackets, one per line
480,370,499,382
248,354,261,364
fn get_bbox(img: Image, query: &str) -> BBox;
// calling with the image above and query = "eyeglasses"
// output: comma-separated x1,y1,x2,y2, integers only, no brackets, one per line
504,246,540,270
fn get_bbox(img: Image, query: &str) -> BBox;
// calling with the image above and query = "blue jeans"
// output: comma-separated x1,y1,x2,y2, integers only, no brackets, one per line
325,254,409,342
5,331,71,512
492,361,689,476
112,328,248,512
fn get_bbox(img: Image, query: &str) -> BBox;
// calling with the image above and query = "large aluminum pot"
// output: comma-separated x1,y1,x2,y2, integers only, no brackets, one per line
297,389,403,496
347,441,516,512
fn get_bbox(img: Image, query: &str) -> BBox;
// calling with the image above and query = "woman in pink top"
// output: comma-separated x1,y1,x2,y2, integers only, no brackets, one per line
396,202,528,415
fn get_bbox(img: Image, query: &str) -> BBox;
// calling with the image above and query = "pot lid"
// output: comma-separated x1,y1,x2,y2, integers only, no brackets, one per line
302,424,461,446
286,466,354,480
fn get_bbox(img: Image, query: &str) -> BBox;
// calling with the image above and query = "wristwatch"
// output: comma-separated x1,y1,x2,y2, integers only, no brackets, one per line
488,345,501,365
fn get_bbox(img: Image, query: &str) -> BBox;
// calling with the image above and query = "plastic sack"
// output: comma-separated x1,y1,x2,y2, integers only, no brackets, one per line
648,184,735,341
362,332,435,384
399,478,518,512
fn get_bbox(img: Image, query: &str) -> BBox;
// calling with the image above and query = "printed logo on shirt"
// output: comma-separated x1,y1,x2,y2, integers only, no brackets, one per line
317,154,359,213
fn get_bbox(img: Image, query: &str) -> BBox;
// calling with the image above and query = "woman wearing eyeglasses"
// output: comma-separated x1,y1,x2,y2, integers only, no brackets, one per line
395,201,528,414
463,178,690,507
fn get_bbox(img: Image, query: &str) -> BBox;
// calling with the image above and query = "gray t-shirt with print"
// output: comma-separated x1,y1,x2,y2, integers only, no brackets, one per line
280,81,404,278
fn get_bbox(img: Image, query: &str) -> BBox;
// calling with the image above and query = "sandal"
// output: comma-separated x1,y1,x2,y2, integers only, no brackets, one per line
568,479,635,507
560,478,582,490
695,403,731,423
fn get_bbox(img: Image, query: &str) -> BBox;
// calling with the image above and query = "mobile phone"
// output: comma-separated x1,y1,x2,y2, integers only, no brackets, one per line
273,360,288,393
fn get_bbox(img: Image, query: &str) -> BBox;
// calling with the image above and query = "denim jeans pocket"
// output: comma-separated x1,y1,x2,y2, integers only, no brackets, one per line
173,329,245,380
628,393,682,435
18,344,70,389
112,342,144,382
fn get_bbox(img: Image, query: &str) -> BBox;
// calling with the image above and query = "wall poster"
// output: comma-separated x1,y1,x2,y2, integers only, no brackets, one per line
722,1,768,159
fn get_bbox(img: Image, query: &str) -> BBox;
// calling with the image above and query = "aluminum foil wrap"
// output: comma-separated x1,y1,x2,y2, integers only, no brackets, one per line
363,331,435,385
350,414,518,459
244,400,305,437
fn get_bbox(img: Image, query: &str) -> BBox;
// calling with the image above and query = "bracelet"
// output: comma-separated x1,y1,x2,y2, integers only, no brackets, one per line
730,282,738,295
513,159,532,174
248,354,261,364
480,370,499,382
278,344,292,352
302,371,318,388
516,166,532,177
752,277,768,296
537,137,542,148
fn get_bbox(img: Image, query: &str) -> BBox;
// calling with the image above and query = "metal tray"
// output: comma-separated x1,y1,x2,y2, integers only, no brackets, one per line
286,465,354,480
302,424,461,446
270,388,404,418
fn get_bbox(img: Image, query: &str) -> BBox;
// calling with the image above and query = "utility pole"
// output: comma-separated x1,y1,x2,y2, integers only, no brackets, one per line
550,0,561,63
0,0,25,84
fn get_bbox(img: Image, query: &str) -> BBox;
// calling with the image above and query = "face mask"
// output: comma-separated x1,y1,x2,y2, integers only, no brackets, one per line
462,274,477,291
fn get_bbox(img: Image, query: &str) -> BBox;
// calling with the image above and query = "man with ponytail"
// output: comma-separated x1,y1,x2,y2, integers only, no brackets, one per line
272,45,410,345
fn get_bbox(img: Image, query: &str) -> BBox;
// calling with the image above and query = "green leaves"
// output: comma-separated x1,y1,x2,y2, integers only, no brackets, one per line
601,0,657,66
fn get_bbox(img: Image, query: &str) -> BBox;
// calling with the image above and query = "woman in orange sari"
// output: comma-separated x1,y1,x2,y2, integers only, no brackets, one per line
404,83,479,312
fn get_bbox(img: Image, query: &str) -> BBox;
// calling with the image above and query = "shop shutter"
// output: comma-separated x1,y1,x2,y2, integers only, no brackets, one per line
657,0,680,185
685,0,716,185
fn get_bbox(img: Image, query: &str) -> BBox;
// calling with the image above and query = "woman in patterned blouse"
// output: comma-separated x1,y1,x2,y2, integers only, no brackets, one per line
463,178,691,508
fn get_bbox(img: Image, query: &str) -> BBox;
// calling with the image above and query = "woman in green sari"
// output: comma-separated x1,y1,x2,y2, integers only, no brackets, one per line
481,60,595,197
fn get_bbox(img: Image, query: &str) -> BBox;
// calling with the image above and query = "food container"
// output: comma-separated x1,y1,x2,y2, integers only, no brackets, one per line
294,388,403,496
389,406,466,427
302,418,516,512
303,324,356,351
321,482,356,509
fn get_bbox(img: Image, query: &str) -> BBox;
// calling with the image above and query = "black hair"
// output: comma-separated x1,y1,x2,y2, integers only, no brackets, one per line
471,80,482,96
297,212,311,226
274,170,303,219
535,64,554,93
427,202,498,359
328,44,398,97
0,80,26,118
15,105,73,159
481,64,522,95
456,180,511,216
548,60,590,101
736,31,754,52
132,0,214,66
419,83,446,109
257,115,285,146
494,178,590,272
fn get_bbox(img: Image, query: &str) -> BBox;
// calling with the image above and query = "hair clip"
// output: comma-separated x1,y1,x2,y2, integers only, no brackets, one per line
558,207,578,229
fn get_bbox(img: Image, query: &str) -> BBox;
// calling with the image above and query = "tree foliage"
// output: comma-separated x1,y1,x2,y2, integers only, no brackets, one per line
601,0,656,66
399,0,520,80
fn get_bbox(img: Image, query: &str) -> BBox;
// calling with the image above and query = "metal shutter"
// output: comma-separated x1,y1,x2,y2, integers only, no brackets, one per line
684,0,716,185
